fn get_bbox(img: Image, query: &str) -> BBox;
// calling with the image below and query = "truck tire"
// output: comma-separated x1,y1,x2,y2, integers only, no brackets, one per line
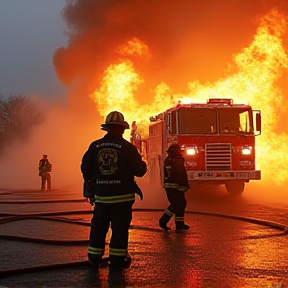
225,181,245,195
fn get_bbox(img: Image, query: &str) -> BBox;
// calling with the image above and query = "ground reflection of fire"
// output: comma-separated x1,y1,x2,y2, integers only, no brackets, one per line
89,10,288,185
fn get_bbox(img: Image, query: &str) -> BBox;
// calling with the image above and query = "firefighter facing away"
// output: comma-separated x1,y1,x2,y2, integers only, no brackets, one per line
38,154,52,191
159,144,190,230
81,111,147,269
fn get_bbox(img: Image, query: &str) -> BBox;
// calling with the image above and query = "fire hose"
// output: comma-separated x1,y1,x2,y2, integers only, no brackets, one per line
0,203,287,279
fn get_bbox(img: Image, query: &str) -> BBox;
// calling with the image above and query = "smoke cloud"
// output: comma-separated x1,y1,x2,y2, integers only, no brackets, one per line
53,0,288,104
1,0,288,207
0,98,103,191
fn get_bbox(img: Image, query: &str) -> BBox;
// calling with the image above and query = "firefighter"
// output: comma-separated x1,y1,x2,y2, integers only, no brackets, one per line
81,111,147,269
38,154,52,191
159,144,190,230
130,121,137,145
130,121,142,153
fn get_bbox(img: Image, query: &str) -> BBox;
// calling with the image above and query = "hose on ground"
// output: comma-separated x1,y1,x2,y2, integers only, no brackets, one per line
0,202,287,278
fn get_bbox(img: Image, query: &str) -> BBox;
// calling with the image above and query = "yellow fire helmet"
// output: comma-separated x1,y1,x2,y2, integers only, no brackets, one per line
101,111,130,130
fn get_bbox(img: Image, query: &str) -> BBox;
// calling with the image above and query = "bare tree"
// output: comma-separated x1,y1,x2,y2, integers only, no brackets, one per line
0,94,44,154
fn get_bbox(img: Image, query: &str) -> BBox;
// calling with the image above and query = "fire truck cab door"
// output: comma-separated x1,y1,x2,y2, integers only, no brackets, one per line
167,111,177,134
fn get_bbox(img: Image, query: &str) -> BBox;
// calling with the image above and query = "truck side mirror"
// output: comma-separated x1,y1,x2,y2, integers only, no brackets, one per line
255,111,261,134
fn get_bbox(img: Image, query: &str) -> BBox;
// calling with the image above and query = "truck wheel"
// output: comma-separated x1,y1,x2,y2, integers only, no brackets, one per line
225,181,245,195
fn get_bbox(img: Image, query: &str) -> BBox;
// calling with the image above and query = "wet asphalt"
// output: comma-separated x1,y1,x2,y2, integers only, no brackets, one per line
0,185,287,288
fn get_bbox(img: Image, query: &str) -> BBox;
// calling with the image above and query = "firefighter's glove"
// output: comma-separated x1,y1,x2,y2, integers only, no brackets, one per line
83,180,96,205
84,180,95,198
85,196,95,206
134,182,143,200
89,197,95,206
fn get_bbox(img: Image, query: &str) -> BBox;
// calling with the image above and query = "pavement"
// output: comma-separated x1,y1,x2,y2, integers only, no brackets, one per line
0,188,288,288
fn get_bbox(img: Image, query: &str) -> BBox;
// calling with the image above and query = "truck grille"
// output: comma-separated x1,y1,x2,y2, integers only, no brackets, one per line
205,143,232,171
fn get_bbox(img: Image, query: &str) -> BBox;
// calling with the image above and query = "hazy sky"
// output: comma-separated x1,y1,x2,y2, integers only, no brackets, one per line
1,0,287,103
0,0,68,100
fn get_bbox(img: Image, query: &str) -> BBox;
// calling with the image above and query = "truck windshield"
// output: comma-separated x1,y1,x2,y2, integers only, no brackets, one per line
219,108,253,134
178,107,254,135
178,108,217,134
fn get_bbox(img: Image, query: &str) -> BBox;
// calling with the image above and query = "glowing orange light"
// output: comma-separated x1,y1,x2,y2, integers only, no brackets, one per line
91,10,288,185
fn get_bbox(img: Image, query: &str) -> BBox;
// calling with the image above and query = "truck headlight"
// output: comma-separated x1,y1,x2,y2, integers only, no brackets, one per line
241,146,252,155
182,145,198,156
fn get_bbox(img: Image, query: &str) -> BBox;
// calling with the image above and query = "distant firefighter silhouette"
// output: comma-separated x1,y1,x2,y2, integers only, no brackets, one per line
38,154,52,190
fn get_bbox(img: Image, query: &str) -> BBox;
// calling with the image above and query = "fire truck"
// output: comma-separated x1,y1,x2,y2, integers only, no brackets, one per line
142,98,261,195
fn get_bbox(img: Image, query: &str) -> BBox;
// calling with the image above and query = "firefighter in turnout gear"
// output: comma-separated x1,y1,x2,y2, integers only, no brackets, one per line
81,111,147,269
38,154,52,191
159,144,190,230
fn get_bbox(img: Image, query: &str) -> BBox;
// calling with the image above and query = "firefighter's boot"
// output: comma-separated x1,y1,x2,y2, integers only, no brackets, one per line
175,221,190,230
109,254,132,270
122,254,132,269
159,211,172,230
88,254,102,269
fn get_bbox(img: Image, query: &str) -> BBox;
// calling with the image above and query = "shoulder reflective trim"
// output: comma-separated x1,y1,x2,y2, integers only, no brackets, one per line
88,246,105,256
109,247,128,257
94,193,135,203
164,209,174,217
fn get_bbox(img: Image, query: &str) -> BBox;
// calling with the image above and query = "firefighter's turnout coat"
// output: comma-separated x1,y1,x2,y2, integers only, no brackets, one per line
38,158,52,190
163,152,189,192
81,132,147,265
161,151,190,227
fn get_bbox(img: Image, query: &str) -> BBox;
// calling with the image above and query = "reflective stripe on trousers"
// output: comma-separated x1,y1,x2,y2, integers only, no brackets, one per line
109,247,127,257
88,201,133,261
94,193,135,203
88,246,104,257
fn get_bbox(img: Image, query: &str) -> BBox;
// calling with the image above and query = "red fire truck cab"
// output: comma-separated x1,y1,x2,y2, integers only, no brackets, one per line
145,98,261,195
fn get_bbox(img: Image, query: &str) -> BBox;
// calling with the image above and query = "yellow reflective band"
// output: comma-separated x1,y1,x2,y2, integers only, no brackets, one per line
94,193,135,203
88,246,104,256
164,209,174,217
164,183,179,189
109,247,127,257
175,217,184,222
164,183,186,191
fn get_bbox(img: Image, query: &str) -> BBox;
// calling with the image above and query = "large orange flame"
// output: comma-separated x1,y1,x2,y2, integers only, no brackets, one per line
91,10,288,185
